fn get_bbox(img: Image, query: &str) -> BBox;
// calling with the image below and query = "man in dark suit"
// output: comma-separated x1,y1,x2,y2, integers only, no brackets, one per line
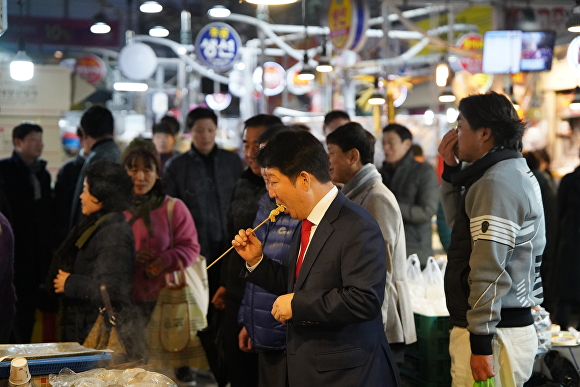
233,130,400,387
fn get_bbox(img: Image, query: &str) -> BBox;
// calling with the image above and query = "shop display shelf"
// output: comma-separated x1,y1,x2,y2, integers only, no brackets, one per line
0,353,112,377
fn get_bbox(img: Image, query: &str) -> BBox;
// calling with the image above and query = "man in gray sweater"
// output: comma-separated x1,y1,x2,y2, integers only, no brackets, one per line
439,92,544,386
327,123,416,366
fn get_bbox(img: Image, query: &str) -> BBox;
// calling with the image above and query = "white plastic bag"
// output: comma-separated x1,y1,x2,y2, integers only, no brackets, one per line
423,257,445,301
406,254,425,300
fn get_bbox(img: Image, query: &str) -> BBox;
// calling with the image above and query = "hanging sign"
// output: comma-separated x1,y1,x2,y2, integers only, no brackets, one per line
328,0,368,53
452,33,484,74
195,23,241,72
253,62,286,96
205,93,232,111
567,36,580,74
74,55,107,85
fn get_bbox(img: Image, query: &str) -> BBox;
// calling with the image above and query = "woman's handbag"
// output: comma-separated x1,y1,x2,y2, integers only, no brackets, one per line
145,198,209,370
83,285,127,363
167,198,210,316
146,266,210,369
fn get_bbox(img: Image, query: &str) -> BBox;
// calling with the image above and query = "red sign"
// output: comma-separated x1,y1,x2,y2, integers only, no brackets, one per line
75,55,106,85
456,33,484,74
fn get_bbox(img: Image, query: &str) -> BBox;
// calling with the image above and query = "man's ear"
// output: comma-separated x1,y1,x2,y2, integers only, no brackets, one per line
349,148,361,165
298,171,311,191
13,138,22,151
402,138,413,152
480,127,493,143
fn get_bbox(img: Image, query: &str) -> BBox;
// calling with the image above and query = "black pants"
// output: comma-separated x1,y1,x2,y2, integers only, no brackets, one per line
10,289,37,343
220,301,258,387
258,350,286,387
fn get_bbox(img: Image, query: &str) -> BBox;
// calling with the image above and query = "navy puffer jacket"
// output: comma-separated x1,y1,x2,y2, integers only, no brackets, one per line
238,193,299,351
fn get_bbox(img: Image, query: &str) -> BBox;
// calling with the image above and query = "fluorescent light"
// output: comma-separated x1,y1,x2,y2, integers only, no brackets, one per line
114,82,148,92
90,22,111,34
10,51,34,81
208,5,231,18
316,60,333,73
297,71,315,81
368,94,385,105
149,26,169,37
439,90,456,103
140,1,162,13
245,0,298,4
436,63,449,87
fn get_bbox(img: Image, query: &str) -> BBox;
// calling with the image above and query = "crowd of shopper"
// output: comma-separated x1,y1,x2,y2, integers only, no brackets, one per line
0,92,566,386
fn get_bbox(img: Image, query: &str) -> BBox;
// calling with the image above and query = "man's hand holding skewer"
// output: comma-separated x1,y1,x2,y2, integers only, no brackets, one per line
233,228,263,267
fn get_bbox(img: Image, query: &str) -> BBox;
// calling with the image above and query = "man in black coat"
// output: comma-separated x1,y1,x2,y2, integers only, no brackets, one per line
0,122,53,343
214,114,282,387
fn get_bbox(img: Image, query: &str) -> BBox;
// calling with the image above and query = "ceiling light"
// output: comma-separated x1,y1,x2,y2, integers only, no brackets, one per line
567,1,580,32
140,1,163,13
10,49,34,81
114,82,149,92
316,61,333,73
316,44,333,73
208,5,231,18
368,92,385,105
298,52,315,81
368,78,385,105
245,0,298,4
149,26,169,37
90,22,111,34
436,62,449,87
439,89,456,103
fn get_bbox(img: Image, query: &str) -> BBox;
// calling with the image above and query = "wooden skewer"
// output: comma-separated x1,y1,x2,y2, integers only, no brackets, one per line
206,204,287,270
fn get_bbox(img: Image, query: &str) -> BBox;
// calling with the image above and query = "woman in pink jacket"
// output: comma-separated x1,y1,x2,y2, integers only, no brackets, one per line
122,139,201,321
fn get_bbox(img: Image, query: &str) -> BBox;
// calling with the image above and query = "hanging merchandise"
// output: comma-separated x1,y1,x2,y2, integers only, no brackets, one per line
195,22,241,73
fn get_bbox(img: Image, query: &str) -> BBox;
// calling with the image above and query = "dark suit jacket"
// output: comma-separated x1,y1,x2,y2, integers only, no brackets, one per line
244,192,400,387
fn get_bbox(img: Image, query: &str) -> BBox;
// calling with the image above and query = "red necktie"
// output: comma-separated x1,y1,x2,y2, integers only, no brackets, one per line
295,219,313,281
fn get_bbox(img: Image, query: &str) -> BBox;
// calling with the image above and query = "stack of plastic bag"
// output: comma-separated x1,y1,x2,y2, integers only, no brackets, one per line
532,307,552,355
49,368,177,387
406,254,449,316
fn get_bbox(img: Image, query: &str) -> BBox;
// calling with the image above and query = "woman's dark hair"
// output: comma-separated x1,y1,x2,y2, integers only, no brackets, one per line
326,122,375,165
122,139,165,197
85,160,134,213
523,151,540,171
458,91,526,151
257,130,331,184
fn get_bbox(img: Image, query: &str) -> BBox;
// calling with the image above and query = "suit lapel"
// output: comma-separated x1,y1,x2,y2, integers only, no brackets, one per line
293,192,346,289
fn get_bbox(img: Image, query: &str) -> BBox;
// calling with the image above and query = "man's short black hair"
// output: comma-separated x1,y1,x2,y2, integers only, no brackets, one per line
152,121,178,137
244,114,283,129
12,122,42,143
80,106,115,139
257,124,289,145
326,122,375,165
160,115,180,134
186,107,217,130
85,160,134,213
382,123,413,142
257,130,331,184
458,91,525,151
324,110,350,126
411,144,423,157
